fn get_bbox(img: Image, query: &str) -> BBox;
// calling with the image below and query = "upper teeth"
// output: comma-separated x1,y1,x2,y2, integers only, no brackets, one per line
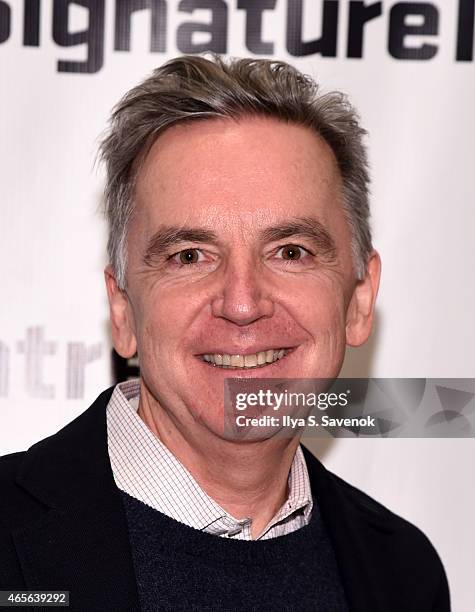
202,349,287,368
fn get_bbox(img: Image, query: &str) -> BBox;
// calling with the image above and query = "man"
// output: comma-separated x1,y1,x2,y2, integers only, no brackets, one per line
0,55,449,611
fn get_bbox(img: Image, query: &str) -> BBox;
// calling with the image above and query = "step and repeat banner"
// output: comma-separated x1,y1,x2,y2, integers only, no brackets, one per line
1,1,474,608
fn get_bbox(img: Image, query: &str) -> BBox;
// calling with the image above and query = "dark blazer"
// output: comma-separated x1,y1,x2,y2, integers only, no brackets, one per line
0,387,450,611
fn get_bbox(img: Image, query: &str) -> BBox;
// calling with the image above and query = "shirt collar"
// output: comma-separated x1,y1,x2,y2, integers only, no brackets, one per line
107,379,313,539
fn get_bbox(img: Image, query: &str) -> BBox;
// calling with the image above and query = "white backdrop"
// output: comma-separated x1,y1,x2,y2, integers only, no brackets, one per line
1,1,474,609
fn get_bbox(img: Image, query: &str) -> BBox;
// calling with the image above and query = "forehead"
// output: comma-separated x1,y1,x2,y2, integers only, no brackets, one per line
134,115,344,234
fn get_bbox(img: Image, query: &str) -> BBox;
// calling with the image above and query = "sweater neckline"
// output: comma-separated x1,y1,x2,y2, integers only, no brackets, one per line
120,489,326,568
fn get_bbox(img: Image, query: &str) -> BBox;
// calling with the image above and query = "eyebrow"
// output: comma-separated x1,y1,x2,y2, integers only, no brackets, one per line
143,227,219,265
259,217,338,261
143,216,338,265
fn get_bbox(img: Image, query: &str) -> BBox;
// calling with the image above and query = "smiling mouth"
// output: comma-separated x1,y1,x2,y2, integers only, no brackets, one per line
200,348,292,369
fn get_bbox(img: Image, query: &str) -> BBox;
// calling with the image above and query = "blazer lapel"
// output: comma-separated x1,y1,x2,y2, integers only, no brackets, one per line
12,388,140,612
302,445,391,612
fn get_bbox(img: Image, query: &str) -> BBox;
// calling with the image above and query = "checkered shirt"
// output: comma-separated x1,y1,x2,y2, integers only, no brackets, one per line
107,378,313,540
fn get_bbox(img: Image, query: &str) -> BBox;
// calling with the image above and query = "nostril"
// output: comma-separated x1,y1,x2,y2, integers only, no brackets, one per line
210,281,275,325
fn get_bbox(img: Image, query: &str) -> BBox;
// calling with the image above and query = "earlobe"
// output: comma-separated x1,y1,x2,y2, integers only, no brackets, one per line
345,251,381,347
104,265,137,358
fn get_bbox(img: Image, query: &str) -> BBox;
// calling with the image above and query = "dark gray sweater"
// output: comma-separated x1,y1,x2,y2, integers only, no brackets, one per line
121,490,349,611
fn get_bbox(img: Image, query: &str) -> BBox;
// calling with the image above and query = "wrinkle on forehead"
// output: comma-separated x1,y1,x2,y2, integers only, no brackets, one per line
134,116,342,216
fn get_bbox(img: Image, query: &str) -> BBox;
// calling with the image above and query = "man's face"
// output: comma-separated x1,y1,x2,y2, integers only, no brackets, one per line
107,116,379,439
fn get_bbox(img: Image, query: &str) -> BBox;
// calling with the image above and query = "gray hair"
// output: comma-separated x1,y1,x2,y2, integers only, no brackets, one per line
99,54,372,289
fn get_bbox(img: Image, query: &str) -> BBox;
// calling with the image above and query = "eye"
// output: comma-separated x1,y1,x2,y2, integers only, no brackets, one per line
276,244,310,261
175,248,203,265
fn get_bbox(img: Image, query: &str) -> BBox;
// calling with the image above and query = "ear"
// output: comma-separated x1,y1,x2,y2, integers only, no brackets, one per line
104,265,137,358
345,250,381,347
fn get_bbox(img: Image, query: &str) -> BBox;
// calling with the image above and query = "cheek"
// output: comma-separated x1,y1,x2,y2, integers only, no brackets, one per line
134,288,203,362
280,276,349,378
281,275,348,333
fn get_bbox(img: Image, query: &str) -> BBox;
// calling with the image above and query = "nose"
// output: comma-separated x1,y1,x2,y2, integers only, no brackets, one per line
211,257,274,326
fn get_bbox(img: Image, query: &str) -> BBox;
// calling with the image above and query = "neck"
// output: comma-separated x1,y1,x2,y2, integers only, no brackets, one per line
137,382,301,539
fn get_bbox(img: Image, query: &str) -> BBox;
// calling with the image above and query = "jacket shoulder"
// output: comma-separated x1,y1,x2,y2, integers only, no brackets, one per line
0,451,47,530
0,451,26,487
329,468,436,546
0,386,115,529
330,470,450,608
303,444,438,542
302,445,450,609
